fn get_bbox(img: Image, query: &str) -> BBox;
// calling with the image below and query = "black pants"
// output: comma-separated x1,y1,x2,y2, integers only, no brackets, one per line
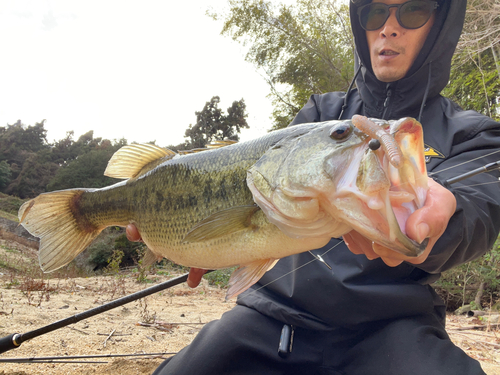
152,305,485,375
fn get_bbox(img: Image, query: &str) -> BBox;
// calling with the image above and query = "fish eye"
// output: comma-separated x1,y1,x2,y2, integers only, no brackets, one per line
329,123,353,141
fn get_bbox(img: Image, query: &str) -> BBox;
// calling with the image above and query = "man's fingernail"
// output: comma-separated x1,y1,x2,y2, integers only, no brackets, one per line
416,223,430,243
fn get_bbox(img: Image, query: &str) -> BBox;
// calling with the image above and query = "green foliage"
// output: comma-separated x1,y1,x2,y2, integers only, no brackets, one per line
0,120,129,197
204,267,236,288
0,120,51,194
86,230,145,271
444,0,500,120
0,160,12,190
6,149,59,198
211,0,354,129
434,238,500,311
106,249,125,275
47,134,126,191
0,120,49,164
0,193,26,216
88,241,115,271
444,48,500,121
183,96,249,149
47,148,119,190
114,233,145,267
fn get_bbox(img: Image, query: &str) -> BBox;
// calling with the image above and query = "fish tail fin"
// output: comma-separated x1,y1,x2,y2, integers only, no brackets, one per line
18,189,103,272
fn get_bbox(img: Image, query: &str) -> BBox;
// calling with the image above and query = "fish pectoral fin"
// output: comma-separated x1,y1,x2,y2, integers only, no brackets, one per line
183,205,260,243
141,249,162,268
104,143,176,179
225,258,278,300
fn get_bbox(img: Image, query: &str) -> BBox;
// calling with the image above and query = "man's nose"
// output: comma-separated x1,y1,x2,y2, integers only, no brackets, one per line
379,9,401,38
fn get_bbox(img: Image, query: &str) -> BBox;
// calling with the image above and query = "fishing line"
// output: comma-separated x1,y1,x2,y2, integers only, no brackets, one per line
446,180,500,190
428,149,500,177
238,240,344,300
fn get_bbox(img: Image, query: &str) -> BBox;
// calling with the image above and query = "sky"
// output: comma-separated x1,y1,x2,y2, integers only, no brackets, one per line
0,0,278,147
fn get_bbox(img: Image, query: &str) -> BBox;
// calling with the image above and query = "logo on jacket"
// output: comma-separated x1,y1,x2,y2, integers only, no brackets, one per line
424,144,445,163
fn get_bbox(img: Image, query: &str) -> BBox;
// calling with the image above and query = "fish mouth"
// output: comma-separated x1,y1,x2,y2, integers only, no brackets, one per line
341,117,429,257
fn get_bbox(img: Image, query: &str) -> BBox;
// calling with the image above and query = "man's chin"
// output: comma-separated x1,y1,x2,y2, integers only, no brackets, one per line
373,69,405,83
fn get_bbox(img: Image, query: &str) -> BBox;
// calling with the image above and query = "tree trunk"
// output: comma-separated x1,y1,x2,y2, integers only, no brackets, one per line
490,42,500,82
474,281,485,309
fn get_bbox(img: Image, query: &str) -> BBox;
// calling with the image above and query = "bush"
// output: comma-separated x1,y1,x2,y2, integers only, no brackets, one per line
204,267,236,288
84,228,146,271
0,193,26,216
434,238,500,311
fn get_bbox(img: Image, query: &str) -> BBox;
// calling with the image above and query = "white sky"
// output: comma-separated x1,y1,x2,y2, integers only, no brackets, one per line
0,0,277,147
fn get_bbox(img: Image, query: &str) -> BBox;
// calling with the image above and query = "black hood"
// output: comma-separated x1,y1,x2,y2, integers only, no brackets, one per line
348,0,466,120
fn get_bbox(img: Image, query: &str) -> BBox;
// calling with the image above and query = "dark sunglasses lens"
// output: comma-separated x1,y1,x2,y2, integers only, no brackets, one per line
400,1,433,29
360,3,389,31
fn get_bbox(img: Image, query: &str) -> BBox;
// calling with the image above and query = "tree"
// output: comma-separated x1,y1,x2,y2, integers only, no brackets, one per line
183,96,249,149
47,138,126,191
0,120,50,181
444,49,500,120
444,0,500,120
0,160,11,190
6,149,58,198
457,0,500,77
211,0,354,129
0,120,53,196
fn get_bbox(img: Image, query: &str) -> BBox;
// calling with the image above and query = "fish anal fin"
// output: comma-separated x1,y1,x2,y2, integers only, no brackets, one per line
225,258,278,300
104,143,176,179
183,205,260,243
141,248,162,268
266,259,279,271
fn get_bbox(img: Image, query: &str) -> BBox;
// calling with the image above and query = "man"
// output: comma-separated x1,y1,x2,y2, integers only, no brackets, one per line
131,1,500,373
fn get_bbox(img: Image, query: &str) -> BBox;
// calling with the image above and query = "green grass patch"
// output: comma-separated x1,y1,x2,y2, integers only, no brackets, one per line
0,210,19,222
204,267,236,288
0,193,26,217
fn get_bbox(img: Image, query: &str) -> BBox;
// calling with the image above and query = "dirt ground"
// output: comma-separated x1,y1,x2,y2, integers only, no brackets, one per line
2,241,500,375
0,271,236,375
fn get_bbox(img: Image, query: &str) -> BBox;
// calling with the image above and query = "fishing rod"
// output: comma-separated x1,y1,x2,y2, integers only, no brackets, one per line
0,271,212,355
445,160,500,185
0,352,176,364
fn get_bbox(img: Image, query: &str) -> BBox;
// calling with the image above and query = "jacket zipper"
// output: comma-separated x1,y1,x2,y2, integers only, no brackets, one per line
382,85,393,119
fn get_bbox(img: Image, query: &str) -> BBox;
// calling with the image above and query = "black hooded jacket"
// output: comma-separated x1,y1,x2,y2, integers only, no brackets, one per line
237,0,500,330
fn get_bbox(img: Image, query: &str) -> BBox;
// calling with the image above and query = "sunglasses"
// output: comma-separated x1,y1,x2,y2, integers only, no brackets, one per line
358,1,438,31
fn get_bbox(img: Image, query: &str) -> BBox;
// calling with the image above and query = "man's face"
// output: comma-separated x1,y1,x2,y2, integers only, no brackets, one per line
366,0,435,82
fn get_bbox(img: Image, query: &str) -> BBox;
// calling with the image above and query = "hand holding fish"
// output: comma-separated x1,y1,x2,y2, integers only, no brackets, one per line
343,179,456,267
126,224,207,287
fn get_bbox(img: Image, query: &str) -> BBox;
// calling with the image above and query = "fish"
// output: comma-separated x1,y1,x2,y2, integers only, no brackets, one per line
18,116,428,299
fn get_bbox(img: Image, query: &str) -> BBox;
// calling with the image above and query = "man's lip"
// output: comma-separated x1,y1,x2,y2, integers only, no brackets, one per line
379,49,399,56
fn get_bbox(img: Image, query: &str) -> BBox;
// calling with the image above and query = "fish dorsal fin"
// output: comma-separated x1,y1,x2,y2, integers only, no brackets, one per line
104,143,176,179
206,140,238,148
177,140,237,155
183,205,259,243
225,258,278,300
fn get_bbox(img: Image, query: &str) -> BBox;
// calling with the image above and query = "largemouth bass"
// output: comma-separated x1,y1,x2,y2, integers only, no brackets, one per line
19,117,428,299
